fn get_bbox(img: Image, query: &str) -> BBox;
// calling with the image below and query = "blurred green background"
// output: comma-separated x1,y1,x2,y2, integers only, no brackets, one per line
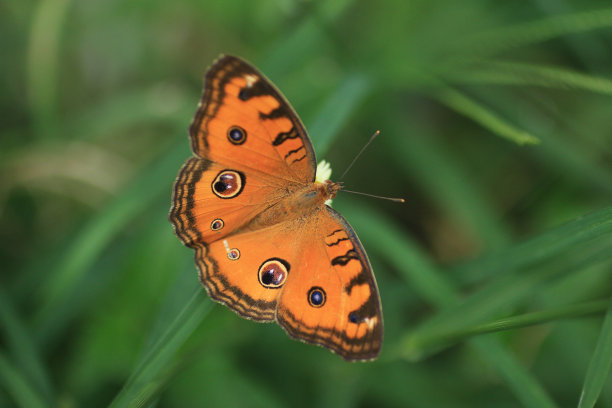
2,0,612,407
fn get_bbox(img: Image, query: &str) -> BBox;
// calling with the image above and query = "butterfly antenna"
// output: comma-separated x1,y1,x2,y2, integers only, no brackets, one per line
343,189,406,203
339,130,380,181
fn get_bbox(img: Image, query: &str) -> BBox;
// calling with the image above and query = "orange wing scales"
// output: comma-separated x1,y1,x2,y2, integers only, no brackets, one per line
276,208,382,361
272,127,307,164
196,243,277,321
169,157,210,247
190,56,316,183
170,55,383,361
278,308,379,358
170,157,277,320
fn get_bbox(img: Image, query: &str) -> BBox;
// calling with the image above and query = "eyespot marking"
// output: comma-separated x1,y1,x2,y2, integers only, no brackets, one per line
223,239,240,261
258,258,290,289
227,126,246,145
211,170,245,199
348,311,359,323
308,287,326,308
210,219,224,231
228,248,240,260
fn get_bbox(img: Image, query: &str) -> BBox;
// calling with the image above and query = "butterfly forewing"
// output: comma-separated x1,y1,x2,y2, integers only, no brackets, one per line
190,55,316,183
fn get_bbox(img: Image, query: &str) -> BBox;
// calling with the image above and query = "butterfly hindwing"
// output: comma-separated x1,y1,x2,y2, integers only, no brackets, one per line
276,207,383,361
192,204,383,360
198,223,300,322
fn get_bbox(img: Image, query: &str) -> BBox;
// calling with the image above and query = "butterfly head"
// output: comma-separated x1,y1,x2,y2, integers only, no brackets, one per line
319,179,342,208
315,160,338,206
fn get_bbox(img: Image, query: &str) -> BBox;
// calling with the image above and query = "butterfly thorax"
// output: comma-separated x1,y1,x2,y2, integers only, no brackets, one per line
245,180,341,231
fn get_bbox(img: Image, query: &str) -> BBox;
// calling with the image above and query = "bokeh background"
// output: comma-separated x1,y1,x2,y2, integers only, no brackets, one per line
2,0,612,407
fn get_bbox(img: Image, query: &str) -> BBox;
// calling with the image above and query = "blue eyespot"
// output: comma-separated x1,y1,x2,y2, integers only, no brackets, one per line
227,126,246,145
227,248,240,260
210,219,224,231
348,311,359,323
308,287,326,307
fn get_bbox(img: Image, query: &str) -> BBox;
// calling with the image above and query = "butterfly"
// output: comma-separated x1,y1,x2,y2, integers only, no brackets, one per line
169,55,382,361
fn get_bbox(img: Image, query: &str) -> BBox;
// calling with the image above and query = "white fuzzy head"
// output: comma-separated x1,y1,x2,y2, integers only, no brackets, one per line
315,160,332,184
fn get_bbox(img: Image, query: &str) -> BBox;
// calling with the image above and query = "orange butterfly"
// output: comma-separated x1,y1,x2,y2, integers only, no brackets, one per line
169,55,383,361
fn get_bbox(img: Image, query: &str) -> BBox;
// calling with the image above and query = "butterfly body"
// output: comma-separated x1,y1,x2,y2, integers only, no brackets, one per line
248,180,341,230
170,55,382,361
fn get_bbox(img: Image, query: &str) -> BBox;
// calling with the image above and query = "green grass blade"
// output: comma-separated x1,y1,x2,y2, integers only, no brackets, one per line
526,120,612,195
0,352,48,408
0,287,53,405
109,286,213,408
259,0,353,78
341,202,558,407
449,61,612,94
32,141,189,343
308,74,371,156
340,201,457,307
463,8,612,56
65,85,193,142
454,205,612,284
471,337,557,408
406,237,612,359
27,0,71,138
407,299,609,350
432,85,540,145
470,86,612,195
578,300,612,408
385,121,511,250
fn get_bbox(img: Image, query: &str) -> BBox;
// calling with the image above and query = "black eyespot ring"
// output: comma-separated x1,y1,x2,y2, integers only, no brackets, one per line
211,170,245,199
227,126,246,145
307,287,326,308
348,311,359,323
258,258,290,289
210,219,224,231
227,248,240,260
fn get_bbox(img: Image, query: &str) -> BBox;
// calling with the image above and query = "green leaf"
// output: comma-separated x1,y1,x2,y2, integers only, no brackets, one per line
578,300,612,408
449,61,612,94
0,352,48,408
454,206,612,284
341,202,558,408
27,0,71,138
462,8,612,56
308,74,371,156
470,337,558,408
405,235,612,359
384,121,511,250
406,299,609,349
109,286,213,408
432,86,540,145
32,141,190,343
0,287,53,405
